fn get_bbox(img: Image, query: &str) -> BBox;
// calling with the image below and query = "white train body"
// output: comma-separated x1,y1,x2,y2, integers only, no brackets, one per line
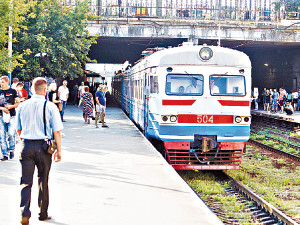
112,44,251,170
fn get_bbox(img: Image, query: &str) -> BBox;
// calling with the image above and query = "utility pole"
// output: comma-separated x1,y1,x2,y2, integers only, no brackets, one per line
8,0,13,85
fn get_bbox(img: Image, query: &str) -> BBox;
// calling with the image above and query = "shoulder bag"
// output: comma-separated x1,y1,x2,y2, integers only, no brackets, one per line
42,100,57,154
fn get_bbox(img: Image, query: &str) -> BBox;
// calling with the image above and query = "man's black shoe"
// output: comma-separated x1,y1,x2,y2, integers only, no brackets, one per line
62,120,67,122
9,151,14,159
39,216,52,221
1,156,8,161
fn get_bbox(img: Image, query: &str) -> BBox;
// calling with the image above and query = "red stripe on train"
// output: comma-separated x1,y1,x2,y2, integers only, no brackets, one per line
162,100,196,106
218,100,250,106
178,114,233,124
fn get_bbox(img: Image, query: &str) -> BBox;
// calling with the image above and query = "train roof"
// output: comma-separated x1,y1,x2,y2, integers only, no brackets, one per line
137,44,251,68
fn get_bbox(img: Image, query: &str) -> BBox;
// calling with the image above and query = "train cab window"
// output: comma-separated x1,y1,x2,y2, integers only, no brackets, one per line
210,75,246,96
166,74,203,95
150,76,159,94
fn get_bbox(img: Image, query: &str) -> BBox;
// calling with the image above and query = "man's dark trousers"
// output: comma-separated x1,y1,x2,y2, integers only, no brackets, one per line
20,139,52,219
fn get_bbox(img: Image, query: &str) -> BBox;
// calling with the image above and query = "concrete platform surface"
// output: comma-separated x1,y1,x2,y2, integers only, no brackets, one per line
251,109,300,123
0,105,223,225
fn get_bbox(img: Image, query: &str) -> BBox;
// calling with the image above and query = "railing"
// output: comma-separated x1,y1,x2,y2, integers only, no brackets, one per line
84,5,299,24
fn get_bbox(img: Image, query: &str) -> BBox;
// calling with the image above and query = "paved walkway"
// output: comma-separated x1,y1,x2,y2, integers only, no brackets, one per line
0,105,223,225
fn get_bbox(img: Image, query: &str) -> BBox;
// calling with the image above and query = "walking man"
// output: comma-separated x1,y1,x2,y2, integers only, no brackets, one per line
15,77,63,225
58,80,69,122
0,76,20,161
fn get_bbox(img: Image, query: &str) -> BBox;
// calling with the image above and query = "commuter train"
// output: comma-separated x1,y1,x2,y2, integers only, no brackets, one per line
112,43,251,170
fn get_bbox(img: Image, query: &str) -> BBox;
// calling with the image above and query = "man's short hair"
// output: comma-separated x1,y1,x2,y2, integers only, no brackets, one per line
0,76,9,83
16,82,24,87
32,77,47,93
13,78,19,83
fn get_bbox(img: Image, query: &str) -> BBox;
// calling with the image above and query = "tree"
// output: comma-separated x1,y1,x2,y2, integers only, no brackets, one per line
14,0,97,80
273,0,300,12
0,0,29,75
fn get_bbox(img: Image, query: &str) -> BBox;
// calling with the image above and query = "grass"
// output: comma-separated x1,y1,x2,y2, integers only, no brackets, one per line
227,145,300,220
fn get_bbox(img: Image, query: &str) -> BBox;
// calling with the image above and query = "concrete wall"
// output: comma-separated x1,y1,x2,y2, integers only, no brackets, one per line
87,19,300,43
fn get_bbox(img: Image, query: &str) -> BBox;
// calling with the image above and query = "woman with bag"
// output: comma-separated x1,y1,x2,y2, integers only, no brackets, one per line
48,83,62,110
78,86,94,124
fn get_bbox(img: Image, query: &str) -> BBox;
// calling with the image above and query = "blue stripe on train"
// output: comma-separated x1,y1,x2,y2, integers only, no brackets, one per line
147,123,250,142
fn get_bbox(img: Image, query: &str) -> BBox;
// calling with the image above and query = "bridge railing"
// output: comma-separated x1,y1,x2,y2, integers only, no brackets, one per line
86,5,299,24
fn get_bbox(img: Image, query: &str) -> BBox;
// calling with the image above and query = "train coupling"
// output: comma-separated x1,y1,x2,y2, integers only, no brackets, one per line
191,135,218,153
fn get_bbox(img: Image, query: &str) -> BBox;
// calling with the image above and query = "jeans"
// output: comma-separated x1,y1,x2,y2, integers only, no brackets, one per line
0,116,16,157
20,140,52,218
60,100,67,121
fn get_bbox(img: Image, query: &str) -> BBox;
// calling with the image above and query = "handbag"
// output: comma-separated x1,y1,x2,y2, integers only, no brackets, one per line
43,100,57,154
58,102,63,111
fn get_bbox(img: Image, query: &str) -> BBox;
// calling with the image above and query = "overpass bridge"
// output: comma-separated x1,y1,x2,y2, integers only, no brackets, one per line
85,7,300,91
87,17,300,44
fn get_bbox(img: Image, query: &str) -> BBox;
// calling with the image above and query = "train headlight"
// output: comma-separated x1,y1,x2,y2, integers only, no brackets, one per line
162,116,169,122
235,116,242,123
244,117,250,122
199,47,213,61
170,115,177,122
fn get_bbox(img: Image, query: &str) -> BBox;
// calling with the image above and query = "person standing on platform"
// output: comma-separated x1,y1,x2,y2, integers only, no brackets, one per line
261,88,266,110
58,80,69,122
72,84,79,105
78,82,85,100
11,77,19,89
16,77,63,225
95,85,108,128
16,82,28,102
78,86,94,124
0,76,20,161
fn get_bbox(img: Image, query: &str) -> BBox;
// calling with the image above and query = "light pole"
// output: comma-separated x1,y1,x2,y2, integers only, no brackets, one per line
8,0,13,85
8,25,12,85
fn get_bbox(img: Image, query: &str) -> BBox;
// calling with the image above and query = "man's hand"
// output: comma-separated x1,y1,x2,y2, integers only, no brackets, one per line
54,151,61,162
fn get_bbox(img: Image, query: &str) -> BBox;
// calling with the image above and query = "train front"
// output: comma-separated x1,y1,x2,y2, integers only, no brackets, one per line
146,45,251,170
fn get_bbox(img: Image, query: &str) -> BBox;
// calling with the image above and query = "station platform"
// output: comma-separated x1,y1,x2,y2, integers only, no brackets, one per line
0,105,223,225
251,109,300,123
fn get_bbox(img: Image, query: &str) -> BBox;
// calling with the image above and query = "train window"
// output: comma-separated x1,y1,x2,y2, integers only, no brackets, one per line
209,75,246,96
150,76,159,94
165,74,203,95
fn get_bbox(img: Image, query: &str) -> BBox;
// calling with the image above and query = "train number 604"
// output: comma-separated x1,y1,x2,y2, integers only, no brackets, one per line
197,115,214,124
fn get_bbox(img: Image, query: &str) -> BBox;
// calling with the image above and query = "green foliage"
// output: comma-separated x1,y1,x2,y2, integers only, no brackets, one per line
0,0,29,74
273,0,300,13
14,0,97,80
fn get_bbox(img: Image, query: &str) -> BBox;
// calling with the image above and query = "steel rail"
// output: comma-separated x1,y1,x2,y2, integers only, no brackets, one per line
226,174,299,225
248,139,300,162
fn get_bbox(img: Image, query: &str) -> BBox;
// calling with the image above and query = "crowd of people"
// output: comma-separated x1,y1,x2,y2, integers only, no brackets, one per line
252,87,300,115
0,76,109,225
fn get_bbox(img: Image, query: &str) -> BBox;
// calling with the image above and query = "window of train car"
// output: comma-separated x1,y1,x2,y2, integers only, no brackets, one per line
209,75,246,96
166,74,203,95
150,76,159,94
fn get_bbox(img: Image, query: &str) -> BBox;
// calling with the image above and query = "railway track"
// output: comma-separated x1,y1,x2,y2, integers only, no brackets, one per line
248,138,300,162
182,171,299,225
223,172,299,225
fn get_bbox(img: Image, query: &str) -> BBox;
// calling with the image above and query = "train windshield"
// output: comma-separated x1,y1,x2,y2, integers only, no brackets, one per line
166,74,203,95
209,75,246,96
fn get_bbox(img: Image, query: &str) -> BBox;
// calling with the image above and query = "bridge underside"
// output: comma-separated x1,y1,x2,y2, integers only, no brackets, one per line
89,36,300,92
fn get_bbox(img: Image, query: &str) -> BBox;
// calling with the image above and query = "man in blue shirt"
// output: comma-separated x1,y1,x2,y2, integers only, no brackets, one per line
95,85,108,128
15,77,63,225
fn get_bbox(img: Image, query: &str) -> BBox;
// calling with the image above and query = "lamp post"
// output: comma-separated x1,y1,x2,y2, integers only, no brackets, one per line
34,53,47,77
8,25,12,85
8,0,13,85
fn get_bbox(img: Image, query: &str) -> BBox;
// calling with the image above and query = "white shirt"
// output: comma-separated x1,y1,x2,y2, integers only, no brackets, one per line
186,85,202,94
58,86,69,101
